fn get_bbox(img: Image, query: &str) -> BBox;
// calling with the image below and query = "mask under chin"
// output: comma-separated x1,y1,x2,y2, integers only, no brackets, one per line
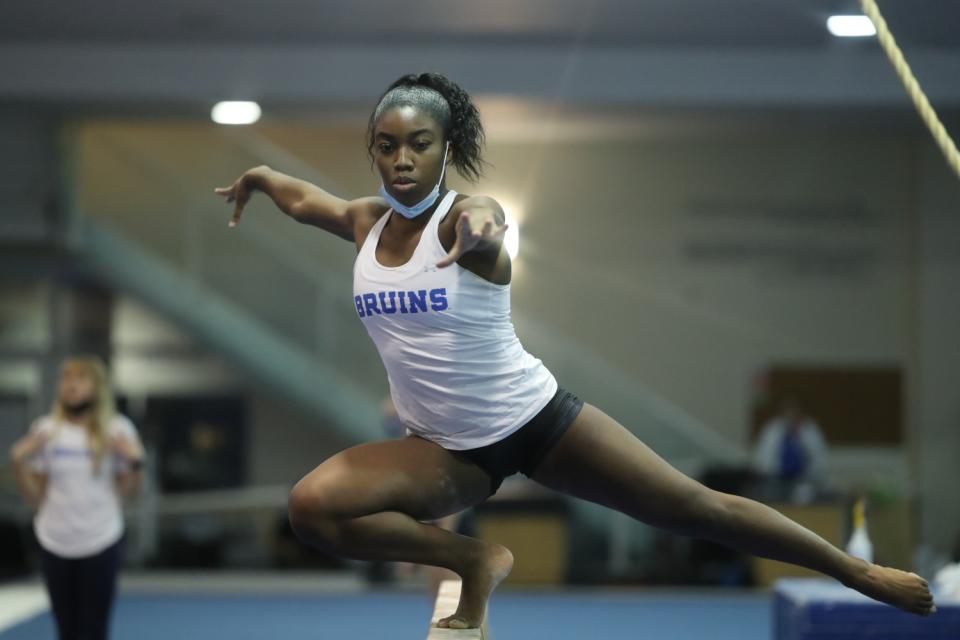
63,398,95,414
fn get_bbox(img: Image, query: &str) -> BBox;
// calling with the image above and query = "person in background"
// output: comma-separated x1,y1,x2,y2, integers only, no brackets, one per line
753,398,828,497
9,356,144,640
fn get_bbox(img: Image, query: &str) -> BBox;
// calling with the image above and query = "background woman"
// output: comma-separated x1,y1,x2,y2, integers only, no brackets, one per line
9,356,144,640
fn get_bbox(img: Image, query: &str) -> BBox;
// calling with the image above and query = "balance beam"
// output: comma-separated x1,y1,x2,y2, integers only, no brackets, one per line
427,580,489,639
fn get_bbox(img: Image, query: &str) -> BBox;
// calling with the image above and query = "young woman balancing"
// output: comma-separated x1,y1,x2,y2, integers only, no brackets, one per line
215,73,934,628
9,356,145,640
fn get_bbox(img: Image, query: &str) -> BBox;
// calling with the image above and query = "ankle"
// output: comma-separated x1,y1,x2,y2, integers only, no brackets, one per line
839,555,872,587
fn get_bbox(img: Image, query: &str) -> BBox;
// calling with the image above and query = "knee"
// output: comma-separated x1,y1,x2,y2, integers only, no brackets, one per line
288,479,341,548
662,488,731,536
687,490,739,534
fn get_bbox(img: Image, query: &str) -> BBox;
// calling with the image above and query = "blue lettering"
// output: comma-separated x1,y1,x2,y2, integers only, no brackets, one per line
378,291,398,314
362,293,381,316
407,290,428,313
429,288,448,311
357,289,451,317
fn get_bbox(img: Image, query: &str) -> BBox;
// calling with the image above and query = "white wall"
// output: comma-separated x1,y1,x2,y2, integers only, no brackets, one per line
109,296,349,487
247,391,351,487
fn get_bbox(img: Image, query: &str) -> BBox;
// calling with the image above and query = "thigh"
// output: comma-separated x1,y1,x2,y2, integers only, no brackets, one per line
293,435,492,522
77,541,122,640
531,402,712,529
40,549,80,640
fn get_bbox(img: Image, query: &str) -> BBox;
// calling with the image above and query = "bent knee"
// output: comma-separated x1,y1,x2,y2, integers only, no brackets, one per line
288,479,341,545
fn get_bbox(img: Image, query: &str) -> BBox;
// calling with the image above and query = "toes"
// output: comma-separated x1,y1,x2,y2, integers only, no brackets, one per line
436,616,472,629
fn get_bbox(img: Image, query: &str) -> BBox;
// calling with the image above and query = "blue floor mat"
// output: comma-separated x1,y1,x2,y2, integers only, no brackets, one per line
1,590,771,640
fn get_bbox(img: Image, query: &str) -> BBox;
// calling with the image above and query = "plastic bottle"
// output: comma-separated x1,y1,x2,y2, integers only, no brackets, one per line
846,498,874,563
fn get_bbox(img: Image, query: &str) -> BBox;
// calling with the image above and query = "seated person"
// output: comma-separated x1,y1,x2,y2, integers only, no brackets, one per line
753,398,828,498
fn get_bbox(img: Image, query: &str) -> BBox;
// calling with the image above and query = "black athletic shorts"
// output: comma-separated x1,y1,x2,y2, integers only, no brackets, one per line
452,387,584,496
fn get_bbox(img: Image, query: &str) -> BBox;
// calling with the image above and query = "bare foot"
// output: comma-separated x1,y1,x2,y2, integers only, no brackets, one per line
436,543,514,629
845,559,936,616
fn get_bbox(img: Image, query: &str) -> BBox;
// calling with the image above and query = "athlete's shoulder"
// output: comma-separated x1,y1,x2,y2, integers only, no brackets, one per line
449,194,505,222
446,193,505,223
349,197,392,250
449,193,497,210
348,196,391,224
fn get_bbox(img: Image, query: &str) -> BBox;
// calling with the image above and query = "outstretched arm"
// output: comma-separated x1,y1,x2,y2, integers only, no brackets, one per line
215,166,378,242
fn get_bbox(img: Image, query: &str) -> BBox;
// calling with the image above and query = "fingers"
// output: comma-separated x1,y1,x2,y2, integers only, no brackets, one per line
229,201,244,228
214,185,237,204
214,180,247,227
436,248,460,268
229,187,249,228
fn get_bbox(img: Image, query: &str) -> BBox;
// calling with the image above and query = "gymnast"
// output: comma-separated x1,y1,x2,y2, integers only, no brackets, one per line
215,72,934,629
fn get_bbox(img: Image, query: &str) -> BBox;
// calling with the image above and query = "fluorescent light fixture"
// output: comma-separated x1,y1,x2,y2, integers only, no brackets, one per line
827,15,876,38
211,101,262,125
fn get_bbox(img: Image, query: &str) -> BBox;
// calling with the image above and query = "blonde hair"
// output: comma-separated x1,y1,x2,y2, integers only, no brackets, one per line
51,356,116,473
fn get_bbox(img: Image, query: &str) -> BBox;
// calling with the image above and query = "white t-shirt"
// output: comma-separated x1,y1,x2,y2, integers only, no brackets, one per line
28,413,142,558
752,417,827,480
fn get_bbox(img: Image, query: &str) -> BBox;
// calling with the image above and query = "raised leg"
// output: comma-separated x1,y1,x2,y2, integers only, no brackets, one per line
532,402,935,616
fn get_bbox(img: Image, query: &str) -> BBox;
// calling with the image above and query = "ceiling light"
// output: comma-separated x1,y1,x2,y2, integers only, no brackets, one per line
827,15,876,38
211,101,262,125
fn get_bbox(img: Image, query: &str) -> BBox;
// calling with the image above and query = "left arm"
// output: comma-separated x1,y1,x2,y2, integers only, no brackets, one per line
111,424,146,501
436,196,509,268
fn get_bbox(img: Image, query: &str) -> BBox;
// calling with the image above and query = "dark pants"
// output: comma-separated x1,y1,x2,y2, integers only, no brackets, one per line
40,539,123,640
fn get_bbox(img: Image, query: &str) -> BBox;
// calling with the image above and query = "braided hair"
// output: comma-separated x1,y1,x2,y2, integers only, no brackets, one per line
367,73,487,182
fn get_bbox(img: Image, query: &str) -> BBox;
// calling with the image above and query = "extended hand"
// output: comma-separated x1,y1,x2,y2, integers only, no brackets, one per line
214,166,268,228
436,211,508,268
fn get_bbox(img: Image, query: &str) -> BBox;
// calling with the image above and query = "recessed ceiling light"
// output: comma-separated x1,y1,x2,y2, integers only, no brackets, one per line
827,15,877,38
211,101,262,125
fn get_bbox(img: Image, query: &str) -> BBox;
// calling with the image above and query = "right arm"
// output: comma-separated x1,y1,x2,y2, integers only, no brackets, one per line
215,166,384,243
9,431,49,509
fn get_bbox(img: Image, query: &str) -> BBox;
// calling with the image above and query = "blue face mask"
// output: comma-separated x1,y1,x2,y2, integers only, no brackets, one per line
378,143,450,219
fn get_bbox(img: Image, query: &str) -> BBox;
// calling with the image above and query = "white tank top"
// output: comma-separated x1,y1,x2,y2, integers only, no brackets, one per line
353,190,557,450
